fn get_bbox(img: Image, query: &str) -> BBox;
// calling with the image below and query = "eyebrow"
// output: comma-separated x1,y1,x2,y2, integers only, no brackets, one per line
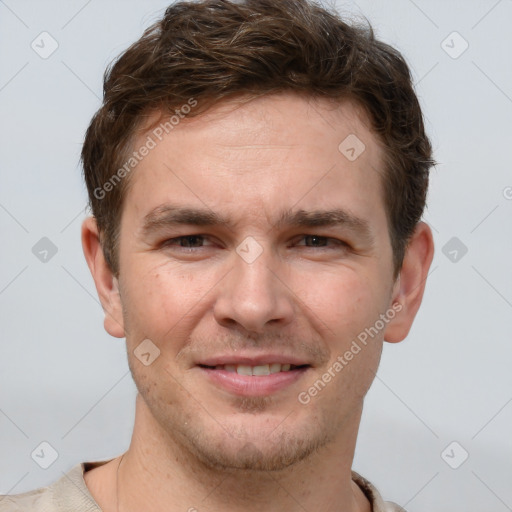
140,204,374,244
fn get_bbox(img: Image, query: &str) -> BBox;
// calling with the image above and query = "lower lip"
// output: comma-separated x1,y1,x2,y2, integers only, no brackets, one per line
198,366,309,397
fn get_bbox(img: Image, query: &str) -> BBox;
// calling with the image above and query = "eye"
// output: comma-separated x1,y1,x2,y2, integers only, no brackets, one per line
161,235,212,249
294,235,349,249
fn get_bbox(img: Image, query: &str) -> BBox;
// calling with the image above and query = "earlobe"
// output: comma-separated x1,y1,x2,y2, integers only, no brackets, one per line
383,221,434,343
81,216,125,338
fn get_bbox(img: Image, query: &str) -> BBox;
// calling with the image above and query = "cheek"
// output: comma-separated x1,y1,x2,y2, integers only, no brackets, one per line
295,265,388,390
293,265,383,336
296,277,385,417
121,263,216,351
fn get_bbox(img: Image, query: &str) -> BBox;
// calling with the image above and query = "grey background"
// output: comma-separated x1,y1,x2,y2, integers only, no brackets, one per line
0,0,511,510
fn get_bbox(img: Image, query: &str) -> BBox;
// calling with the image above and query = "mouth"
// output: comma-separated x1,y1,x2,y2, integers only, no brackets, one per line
196,361,311,397
197,363,310,375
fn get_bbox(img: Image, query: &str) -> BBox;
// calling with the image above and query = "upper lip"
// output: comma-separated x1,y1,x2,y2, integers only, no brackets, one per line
197,353,311,367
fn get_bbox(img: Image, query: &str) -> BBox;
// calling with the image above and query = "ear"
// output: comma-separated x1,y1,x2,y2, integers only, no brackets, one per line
384,221,434,343
81,216,125,338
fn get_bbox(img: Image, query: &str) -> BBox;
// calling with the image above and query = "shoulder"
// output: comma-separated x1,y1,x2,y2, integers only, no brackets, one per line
0,486,52,512
352,470,407,512
0,462,104,512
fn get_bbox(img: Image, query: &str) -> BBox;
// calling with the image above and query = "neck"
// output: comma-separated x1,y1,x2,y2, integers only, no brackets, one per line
112,394,370,512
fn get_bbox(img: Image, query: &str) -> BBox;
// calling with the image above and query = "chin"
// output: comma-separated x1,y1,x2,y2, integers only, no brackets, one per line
166,404,335,473
134,369,353,473
186,428,330,472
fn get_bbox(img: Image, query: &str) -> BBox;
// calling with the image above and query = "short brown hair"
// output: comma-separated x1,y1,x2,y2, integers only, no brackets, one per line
81,0,434,279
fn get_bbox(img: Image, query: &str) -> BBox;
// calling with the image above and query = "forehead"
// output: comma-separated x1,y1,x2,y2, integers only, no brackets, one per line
122,93,387,230
140,93,376,150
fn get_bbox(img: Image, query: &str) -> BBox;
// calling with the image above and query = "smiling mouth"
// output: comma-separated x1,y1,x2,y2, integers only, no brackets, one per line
198,363,310,376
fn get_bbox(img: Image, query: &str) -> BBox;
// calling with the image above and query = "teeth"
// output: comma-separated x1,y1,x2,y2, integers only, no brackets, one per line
213,363,296,375
252,364,270,375
236,365,253,376
269,363,282,374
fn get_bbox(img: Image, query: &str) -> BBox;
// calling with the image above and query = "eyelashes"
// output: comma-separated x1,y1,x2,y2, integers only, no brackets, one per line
161,234,350,250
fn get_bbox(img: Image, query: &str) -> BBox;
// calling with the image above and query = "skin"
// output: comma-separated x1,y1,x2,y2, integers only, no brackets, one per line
81,92,434,512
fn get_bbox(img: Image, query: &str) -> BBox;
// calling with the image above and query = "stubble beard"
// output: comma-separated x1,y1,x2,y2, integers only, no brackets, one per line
133,369,338,474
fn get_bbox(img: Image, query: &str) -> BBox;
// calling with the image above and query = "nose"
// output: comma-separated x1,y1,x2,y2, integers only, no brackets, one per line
213,246,295,334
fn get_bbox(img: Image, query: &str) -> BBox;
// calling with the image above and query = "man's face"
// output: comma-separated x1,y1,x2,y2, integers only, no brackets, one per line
113,93,398,470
